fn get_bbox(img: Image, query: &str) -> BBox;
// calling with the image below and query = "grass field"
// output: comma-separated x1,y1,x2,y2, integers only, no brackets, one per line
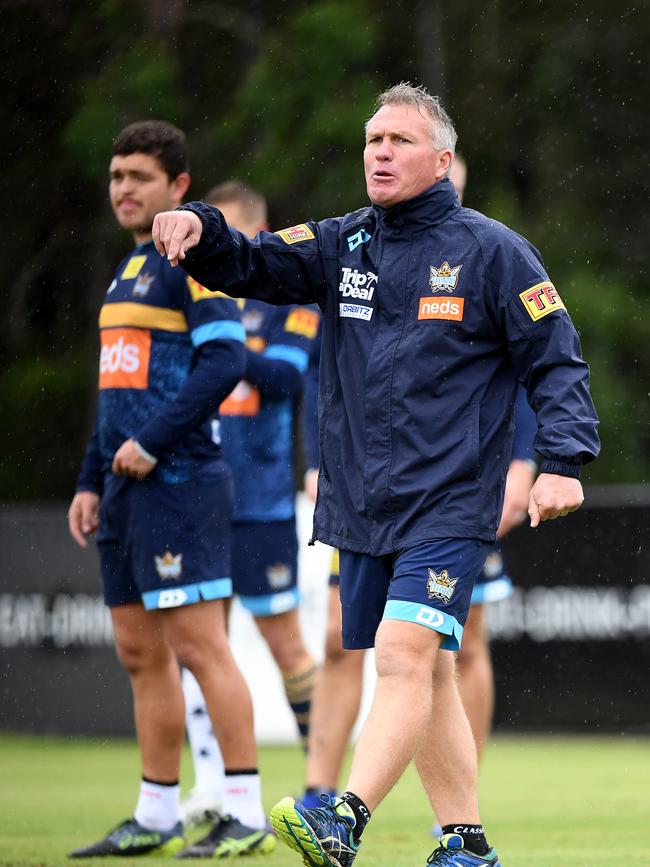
0,733,646,866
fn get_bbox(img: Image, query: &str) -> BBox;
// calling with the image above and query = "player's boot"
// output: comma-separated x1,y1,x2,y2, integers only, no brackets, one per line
300,789,337,810
68,817,185,857
426,833,501,866
176,815,276,858
270,795,360,867
179,788,222,828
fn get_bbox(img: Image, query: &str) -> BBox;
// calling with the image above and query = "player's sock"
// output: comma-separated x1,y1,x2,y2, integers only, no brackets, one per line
339,791,371,843
222,769,265,829
182,667,225,801
134,777,181,831
282,660,317,751
441,823,489,856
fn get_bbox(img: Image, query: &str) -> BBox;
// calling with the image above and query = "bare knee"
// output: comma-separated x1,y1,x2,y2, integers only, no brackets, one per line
114,631,171,677
324,622,346,664
375,629,437,682
173,631,230,676
255,614,310,673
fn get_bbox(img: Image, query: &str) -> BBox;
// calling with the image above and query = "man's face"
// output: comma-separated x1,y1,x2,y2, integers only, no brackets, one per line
109,152,189,241
364,104,452,208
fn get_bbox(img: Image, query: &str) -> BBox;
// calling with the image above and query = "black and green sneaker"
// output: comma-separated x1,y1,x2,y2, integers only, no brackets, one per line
68,817,185,857
176,815,276,858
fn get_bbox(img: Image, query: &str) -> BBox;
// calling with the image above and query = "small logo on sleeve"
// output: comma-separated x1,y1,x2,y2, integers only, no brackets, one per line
186,275,229,301
276,224,315,244
121,255,147,280
519,281,565,321
418,297,464,321
285,307,319,338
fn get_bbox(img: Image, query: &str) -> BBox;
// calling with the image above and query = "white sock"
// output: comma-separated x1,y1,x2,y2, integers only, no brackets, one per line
222,772,265,829
134,778,181,831
182,668,225,800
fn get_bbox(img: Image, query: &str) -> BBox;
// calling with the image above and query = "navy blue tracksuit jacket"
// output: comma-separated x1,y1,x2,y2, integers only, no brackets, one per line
178,179,600,556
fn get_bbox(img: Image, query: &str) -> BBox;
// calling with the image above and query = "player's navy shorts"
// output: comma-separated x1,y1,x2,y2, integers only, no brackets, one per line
231,519,299,616
339,538,490,652
97,465,233,611
471,541,514,605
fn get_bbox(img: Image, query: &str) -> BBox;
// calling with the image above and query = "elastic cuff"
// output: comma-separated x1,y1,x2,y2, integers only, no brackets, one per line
133,440,158,465
539,459,581,479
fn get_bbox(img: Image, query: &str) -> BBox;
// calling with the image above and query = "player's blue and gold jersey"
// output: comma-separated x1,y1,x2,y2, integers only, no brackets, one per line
95,240,244,483
220,300,319,521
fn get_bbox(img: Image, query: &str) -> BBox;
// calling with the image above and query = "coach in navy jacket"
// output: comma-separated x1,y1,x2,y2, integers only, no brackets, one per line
153,183,598,560
153,85,599,866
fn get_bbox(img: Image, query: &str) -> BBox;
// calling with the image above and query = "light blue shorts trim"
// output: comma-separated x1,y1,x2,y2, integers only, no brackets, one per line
238,587,300,617
142,577,233,610
383,599,464,651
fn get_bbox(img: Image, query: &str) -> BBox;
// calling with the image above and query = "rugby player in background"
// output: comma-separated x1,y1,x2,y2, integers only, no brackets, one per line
67,122,274,859
180,182,319,842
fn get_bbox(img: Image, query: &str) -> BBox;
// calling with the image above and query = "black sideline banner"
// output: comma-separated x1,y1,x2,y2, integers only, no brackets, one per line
1,488,649,736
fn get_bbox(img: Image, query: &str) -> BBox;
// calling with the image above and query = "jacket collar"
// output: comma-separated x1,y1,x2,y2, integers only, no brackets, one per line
373,178,460,234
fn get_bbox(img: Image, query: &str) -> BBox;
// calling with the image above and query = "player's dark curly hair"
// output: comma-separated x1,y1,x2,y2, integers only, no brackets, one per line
112,120,189,180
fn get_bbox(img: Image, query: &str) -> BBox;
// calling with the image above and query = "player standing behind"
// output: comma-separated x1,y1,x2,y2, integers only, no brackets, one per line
67,123,274,859
180,181,319,834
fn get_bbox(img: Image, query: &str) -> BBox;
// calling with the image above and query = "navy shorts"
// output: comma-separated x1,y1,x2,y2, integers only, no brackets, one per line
231,519,299,616
471,542,514,605
97,467,233,610
339,538,490,652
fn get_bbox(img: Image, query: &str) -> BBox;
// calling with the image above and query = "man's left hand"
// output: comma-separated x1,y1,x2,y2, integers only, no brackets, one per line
528,472,584,528
112,439,156,479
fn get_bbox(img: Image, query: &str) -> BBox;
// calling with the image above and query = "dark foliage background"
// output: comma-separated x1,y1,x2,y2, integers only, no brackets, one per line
2,0,648,497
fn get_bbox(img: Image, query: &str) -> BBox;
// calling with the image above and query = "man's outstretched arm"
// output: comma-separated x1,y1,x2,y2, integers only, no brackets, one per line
153,203,330,308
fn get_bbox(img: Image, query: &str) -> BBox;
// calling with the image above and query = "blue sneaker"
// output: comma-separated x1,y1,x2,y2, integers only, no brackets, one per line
300,789,337,810
426,833,501,866
68,817,185,857
270,795,360,867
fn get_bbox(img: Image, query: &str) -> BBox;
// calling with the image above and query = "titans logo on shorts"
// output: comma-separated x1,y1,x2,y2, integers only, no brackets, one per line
97,466,233,609
339,538,490,651
231,520,299,616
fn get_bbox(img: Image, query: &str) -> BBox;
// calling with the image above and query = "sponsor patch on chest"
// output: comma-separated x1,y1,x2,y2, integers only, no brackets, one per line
99,327,151,389
339,267,377,300
417,296,464,321
339,303,373,321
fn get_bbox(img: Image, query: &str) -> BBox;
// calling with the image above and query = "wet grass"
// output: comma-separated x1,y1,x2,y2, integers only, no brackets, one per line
0,733,645,866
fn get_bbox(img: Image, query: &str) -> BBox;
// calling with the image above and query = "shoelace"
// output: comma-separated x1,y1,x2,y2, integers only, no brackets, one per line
426,845,458,865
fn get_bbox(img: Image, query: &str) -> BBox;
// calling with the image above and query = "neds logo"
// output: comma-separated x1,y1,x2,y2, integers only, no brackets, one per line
418,296,465,322
100,337,139,374
99,327,151,389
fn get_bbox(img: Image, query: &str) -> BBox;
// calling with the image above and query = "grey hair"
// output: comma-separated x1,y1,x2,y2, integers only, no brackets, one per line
366,82,457,153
